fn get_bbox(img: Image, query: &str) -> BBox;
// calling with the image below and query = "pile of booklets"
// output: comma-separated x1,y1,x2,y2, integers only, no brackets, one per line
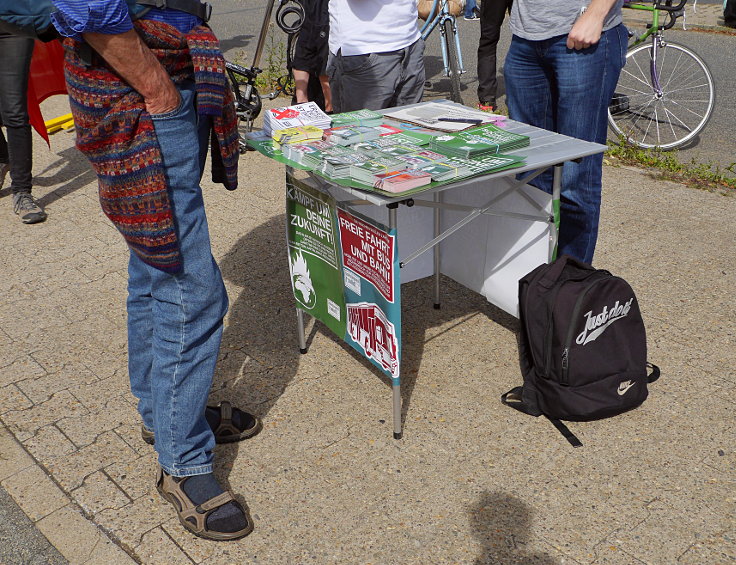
429,123,530,158
282,140,339,168
323,125,381,146
372,169,432,193
321,153,373,178
263,102,331,136
349,156,408,185
329,109,384,128
272,125,324,146
398,150,474,182
259,114,529,192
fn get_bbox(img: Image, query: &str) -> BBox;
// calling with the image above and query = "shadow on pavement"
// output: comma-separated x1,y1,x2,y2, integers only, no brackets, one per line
213,214,520,439
30,146,98,208
470,491,559,565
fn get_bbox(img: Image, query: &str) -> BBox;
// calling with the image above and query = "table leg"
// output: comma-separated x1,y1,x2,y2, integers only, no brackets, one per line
296,308,308,354
433,191,441,310
388,204,402,439
550,164,563,260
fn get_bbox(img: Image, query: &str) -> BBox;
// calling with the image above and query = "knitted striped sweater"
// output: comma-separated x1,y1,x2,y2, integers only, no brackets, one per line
62,20,239,273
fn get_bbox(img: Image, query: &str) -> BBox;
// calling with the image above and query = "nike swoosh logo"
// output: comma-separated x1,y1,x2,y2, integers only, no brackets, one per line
617,381,635,396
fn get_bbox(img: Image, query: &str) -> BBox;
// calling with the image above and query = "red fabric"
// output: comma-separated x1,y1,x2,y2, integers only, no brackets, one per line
27,40,67,146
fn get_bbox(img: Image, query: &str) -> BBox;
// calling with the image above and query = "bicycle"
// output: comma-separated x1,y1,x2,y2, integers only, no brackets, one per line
607,0,716,150
226,0,303,148
419,0,466,104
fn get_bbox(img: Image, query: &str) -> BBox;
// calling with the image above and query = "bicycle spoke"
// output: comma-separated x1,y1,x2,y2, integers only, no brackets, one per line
663,104,694,132
620,67,654,91
668,99,707,120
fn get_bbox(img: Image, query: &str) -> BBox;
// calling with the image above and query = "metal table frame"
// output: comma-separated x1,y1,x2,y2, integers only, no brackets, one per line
290,106,607,439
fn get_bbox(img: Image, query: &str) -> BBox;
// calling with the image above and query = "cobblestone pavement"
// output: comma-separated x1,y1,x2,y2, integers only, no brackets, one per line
0,19,734,565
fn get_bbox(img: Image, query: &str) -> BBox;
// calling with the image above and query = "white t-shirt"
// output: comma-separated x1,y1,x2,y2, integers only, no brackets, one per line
328,0,421,56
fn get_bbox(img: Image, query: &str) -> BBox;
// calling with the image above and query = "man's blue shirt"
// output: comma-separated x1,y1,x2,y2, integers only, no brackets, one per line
50,1,203,39
50,0,133,39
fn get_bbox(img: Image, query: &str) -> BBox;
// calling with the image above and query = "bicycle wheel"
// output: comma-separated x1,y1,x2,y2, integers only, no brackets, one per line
608,40,715,150
442,19,463,104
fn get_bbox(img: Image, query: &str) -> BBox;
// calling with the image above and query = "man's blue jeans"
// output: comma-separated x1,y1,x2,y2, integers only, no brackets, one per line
127,84,228,477
504,24,627,264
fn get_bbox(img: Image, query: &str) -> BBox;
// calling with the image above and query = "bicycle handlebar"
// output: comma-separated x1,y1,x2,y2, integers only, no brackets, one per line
653,0,687,30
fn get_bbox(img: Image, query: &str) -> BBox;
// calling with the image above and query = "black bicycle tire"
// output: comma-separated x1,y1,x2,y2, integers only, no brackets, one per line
442,19,463,104
608,40,715,150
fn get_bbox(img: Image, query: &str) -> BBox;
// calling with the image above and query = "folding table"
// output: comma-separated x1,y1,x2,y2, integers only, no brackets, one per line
280,102,607,438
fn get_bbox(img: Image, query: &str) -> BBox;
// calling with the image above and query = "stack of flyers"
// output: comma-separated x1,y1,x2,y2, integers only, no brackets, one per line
323,125,381,146
375,124,403,136
442,153,526,177
429,123,530,157
272,125,324,146
415,161,466,182
369,130,434,148
348,141,389,160
397,149,449,168
319,152,372,179
263,102,331,136
372,169,432,193
349,156,408,185
391,150,472,182
374,144,422,159
329,109,384,128
282,140,337,167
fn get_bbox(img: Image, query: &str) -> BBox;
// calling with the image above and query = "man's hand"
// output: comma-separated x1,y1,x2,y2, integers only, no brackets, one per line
566,0,619,50
83,29,180,114
567,11,604,50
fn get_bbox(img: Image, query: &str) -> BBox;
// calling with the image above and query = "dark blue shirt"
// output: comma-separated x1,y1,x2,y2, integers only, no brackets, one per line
50,1,202,39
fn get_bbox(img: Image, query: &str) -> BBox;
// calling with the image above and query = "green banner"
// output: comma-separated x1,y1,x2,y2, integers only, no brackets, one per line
286,176,346,338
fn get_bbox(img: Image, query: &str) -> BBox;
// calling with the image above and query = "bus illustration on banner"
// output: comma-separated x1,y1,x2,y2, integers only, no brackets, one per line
347,302,399,378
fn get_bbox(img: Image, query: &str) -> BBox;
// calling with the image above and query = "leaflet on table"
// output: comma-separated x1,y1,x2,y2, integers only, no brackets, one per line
286,175,401,381
382,101,505,132
263,101,331,134
247,129,526,196
429,123,530,157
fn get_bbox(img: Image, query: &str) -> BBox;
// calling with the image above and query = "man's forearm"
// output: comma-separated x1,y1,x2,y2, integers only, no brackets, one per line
83,29,180,114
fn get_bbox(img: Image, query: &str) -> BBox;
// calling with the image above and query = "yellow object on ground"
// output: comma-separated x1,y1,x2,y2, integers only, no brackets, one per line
44,113,74,134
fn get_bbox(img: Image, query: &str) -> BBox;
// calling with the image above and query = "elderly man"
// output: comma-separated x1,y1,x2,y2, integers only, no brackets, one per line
49,0,260,541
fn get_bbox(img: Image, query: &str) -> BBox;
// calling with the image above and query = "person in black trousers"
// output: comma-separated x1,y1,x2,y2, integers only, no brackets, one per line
476,0,513,112
0,32,46,224
725,0,736,28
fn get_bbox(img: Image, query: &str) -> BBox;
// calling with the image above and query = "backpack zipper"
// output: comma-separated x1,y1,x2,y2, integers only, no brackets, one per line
560,274,611,385
543,281,567,377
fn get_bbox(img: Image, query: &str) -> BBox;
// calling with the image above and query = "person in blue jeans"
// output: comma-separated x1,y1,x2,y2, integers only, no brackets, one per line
504,0,627,264
464,0,480,20
49,0,261,541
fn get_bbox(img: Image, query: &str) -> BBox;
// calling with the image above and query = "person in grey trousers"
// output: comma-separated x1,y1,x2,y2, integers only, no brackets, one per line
326,0,425,112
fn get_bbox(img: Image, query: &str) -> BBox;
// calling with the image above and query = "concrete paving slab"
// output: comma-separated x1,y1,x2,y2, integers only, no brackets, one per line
0,91,734,564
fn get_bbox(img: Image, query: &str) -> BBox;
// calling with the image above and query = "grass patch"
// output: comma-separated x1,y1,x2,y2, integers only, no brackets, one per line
605,141,736,194
229,31,293,99
255,33,293,97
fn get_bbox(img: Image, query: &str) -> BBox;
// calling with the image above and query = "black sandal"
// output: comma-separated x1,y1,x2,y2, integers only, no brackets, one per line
156,468,253,541
141,401,262,445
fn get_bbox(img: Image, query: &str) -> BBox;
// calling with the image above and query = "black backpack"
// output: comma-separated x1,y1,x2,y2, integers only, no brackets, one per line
502,255,659,447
